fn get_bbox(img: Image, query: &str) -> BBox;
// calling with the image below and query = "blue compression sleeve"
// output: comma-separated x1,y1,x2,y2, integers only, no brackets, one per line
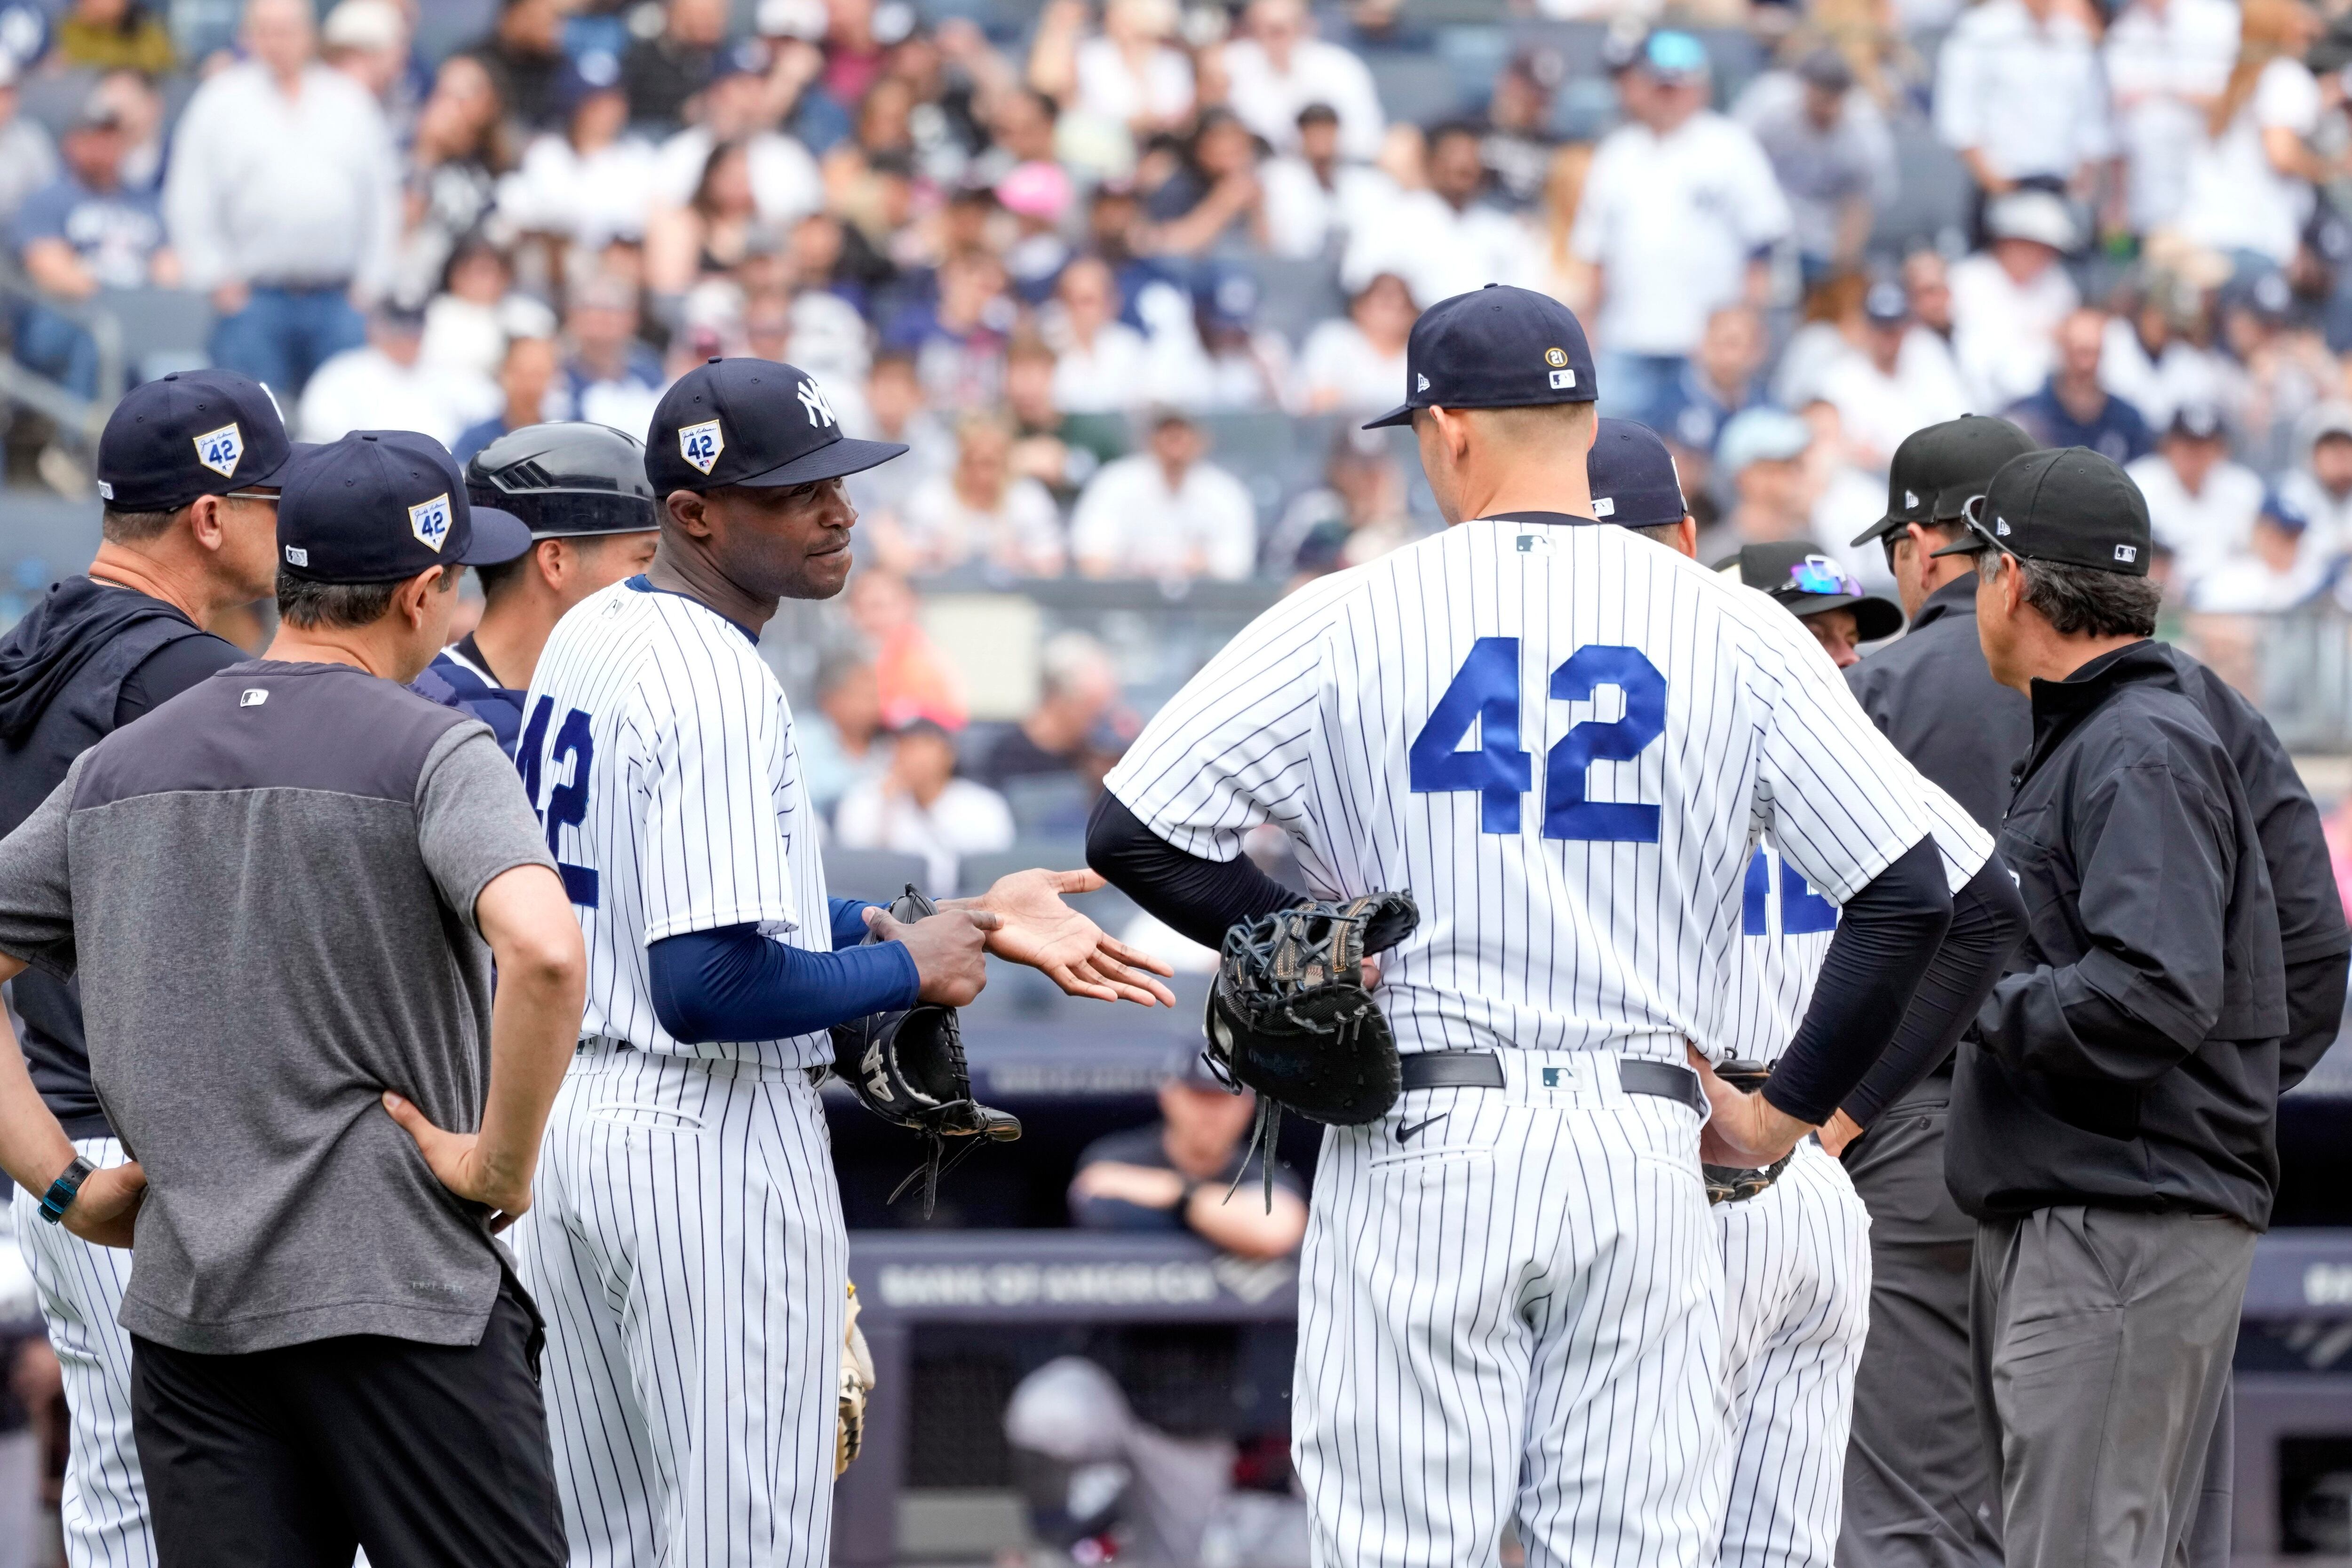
828,897,883,950
649,923,919,1044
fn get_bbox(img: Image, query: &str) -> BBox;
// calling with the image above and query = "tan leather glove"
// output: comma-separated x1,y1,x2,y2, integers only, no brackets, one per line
837,1282,878,1476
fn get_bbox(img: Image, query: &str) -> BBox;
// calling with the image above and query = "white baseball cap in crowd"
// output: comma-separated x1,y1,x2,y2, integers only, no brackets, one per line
1986,191,2078,253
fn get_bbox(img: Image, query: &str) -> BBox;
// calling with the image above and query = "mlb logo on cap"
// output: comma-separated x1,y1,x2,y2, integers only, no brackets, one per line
193,423,244,478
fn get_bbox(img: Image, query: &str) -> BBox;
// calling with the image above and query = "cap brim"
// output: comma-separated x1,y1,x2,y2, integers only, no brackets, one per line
734,436,910,487
237,440,318,490
1362,404,1417,430
1928,534,1987,559
1787,591,1905,640
456,505,535,566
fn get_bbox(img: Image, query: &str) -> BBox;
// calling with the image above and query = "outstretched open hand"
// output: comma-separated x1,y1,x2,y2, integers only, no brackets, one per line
958,868,1178,1007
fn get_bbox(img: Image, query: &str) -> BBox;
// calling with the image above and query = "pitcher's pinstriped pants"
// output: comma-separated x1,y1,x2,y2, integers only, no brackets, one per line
514,1046,847,1568
11,1136,153,1568
1716,1139,1874,1568
1294,1049,1727,1568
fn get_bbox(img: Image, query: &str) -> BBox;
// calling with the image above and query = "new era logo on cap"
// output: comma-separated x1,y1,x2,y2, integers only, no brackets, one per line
1995,516,2012,535
1592,496,1615,516
284,545,307,566
192,423,244,478
1417,373,1431,392
1905,490,1919,508
679,419,723,475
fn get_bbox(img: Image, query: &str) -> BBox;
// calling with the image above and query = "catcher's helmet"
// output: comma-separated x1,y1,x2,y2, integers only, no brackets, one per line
465,421,660,538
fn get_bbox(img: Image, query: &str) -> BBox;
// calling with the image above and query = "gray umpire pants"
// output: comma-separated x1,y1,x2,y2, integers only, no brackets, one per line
1969,1206,2257,1568
1837,1084,2004,1568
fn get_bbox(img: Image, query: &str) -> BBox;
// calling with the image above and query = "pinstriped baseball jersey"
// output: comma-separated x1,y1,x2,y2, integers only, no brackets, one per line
518,575,833,1067
1106,518,1945,1061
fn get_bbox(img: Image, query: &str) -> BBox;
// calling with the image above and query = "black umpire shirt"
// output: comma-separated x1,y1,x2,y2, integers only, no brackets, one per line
1947,641,2288,1230
1845,572,2033,835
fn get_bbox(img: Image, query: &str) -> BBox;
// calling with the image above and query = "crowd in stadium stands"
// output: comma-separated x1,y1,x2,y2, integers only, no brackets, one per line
14,0,2352,869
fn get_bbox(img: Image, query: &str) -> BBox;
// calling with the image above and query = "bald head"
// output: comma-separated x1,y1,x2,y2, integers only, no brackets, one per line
244,0,316,74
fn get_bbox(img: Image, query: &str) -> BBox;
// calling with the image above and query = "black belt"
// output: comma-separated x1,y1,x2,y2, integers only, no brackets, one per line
1399,1050,1707,1117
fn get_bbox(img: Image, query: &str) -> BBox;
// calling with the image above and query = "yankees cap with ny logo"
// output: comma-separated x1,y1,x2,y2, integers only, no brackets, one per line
645,357,908,494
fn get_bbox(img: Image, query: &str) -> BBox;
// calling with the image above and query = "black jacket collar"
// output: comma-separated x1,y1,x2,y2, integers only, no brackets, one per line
2016,638,2173,791
1909,572,1979,633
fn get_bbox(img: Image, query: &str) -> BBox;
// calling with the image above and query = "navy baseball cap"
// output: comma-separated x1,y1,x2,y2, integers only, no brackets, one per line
95,369,297,512
1364,285,1597,429
278,431,533,583
646,358,908,494
1586,418,1687,526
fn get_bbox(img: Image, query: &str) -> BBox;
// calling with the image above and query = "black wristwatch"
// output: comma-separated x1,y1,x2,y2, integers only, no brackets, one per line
37,1155,93,1225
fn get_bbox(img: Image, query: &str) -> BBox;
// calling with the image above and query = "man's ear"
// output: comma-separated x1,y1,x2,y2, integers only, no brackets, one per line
536,537,570,589
401,566,448,627
183,495,226,553
666,490,713,538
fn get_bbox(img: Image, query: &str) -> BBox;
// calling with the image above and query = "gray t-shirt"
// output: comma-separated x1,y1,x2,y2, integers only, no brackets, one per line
0,660,556,1354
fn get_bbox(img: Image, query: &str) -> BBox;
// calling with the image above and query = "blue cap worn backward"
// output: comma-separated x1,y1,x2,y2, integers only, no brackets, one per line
1586,418,1687,527
96,369,296,512
646,358,909,494
1363,285,1597,430
278,431,534,583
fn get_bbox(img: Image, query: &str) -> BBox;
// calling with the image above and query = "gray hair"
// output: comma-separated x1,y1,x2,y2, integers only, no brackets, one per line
1984,550,2160,638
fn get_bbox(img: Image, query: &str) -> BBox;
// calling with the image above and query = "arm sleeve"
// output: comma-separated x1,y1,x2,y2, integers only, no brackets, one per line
1760,837,1954,1125
647,923,918,1044
113,633,244,725
1086,791,1298,950
413,725,558,938
0,772,79,980
828,897,881,950
1975,761,2233,1081
1837,851,2027,1127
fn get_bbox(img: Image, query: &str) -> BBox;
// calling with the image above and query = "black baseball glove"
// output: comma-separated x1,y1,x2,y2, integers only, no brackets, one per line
832,885,1020,1215
1204,891,1419,1208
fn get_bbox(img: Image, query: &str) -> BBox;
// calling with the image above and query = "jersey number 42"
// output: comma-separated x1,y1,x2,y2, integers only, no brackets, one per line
519,696,601,907
1408,637,1665,841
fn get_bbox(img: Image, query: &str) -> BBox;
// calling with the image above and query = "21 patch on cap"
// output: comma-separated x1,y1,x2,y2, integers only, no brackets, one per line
193,423,243,479
409,493,452,552
680,419,723,475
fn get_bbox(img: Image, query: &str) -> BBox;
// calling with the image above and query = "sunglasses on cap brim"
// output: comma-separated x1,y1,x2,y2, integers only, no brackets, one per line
1769,554,1864,601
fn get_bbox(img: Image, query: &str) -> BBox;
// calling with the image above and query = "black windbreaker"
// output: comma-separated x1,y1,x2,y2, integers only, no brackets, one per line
1947,641,2289,1229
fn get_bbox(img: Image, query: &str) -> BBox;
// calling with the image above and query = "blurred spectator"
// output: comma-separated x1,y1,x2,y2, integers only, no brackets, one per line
1142,109,1268,257
1004,332,1126,508
652,42,823,227
2104,0,2240,234
1902,247,1957,346
2280,401,2352,547
1223,0,1384,161
559,273,665,431
164,0,398,396
1528,142,1595,312
2186,488,2331,610
1950,190,2081,409
1932,0,2114,207
1653,303,1772,488
396,55,513,302
1571,32,1790,429
1031,0,1195,137
9,96,175,398
467,0,566,131
648,141,777,295
421,238,550,382
1046,254,1153,412
1771,270,1870,411
623,0,729,131
2006,308,2157,463
1707,406,1819,556
833,719,1013,894
1065,1053,1306,1248
53,0,172,75
1183,271,1290,410
1735,48,1896,286
451,334,561,463
1071,409,1258,580
847,567,968,728
846,349,953,523
2179,0,2335,271
1348,119,1535,310
1817,280,1971,471
0,60,60,227
2100,270,2221,431
886,246,1014,410
892,414,1066,576
1262,102,1398,260
2129,403,2267,588
974,630,1121,788
799,653,889,820
321,0,409,111
1478,45,1564,210
298,301,496,445
1800,397,1899,588
497,52,659,250
998,159,1076,302
87,70,165,195
1265,429,1413,579
1293,271,1414,415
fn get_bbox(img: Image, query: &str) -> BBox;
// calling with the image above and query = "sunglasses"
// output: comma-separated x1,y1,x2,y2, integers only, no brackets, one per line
1770,554,1861,601
1956,494,2013,558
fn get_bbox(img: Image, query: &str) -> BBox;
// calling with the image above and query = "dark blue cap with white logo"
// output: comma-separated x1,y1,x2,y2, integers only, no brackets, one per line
646,358,908,495
96,368,296,512
278,431,534,583
1586,418,1687,526
1364,285,1597,430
